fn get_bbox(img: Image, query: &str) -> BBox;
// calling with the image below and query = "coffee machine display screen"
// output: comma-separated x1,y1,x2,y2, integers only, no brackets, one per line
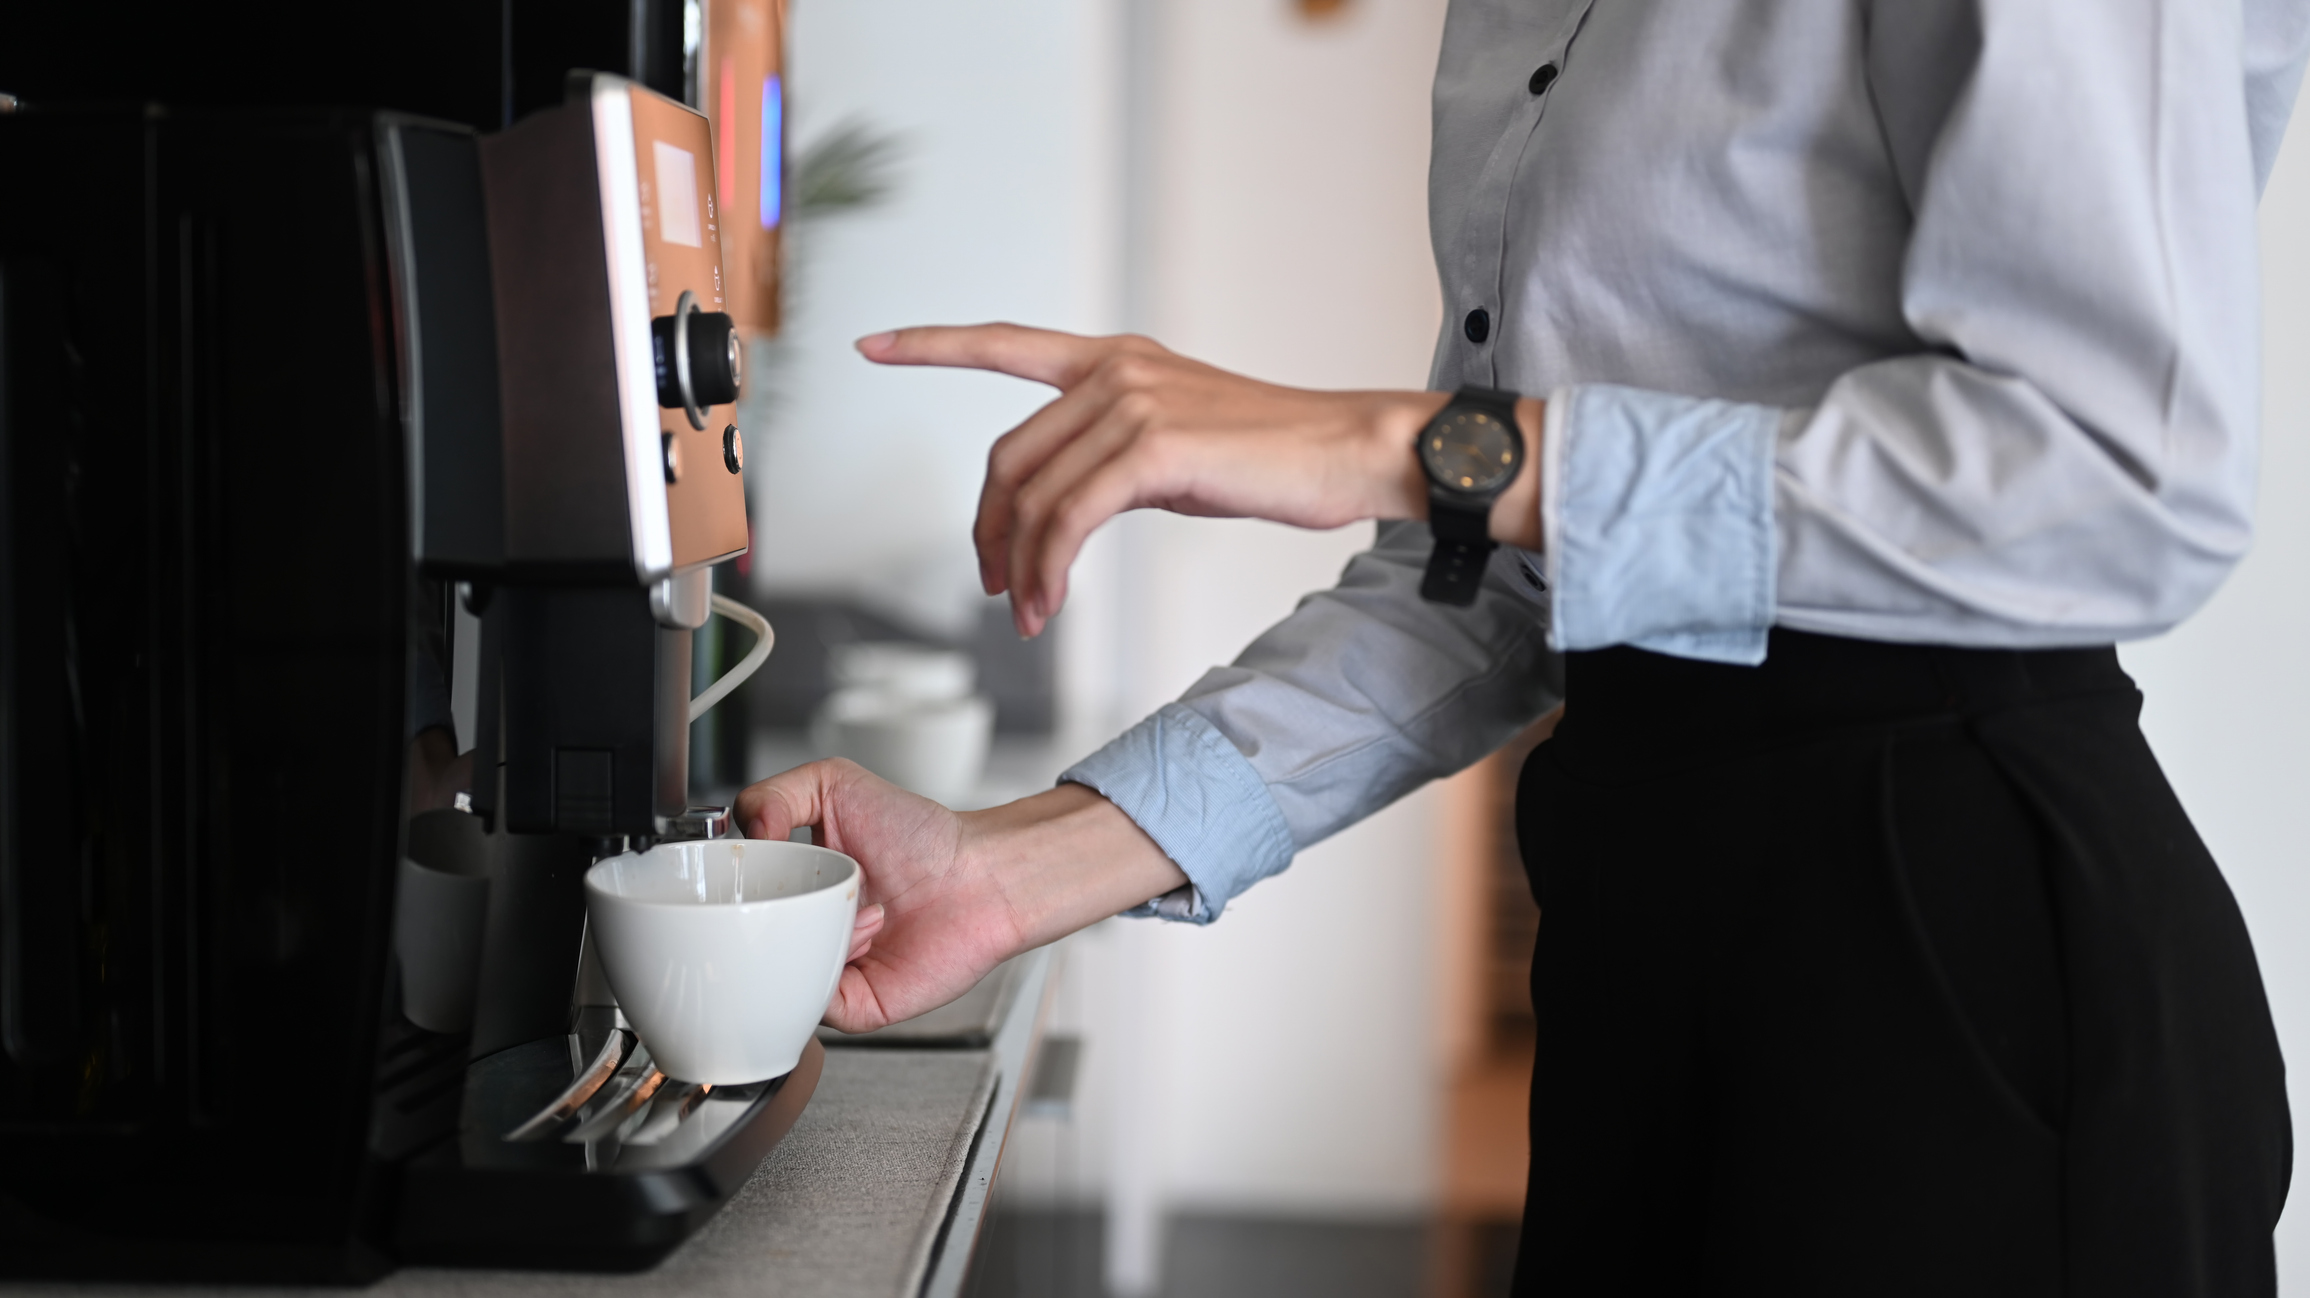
653,142,703,248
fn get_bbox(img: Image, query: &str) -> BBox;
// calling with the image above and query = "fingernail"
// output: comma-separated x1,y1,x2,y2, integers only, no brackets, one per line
856,331,896,355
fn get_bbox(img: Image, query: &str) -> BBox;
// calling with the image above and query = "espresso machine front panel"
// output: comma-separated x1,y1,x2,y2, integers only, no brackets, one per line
484,74,748,838
624,80,752,574
484,75,749,588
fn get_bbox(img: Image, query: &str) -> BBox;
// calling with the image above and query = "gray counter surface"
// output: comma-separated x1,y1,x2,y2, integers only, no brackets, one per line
3,951,1052,1298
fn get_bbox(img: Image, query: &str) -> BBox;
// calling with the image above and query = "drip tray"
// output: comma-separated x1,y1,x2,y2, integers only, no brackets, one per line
394,1024,821,1271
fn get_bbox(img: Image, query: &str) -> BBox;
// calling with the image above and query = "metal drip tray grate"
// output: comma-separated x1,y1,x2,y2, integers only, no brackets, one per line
461,1032,774,1169
393,1028,822,1269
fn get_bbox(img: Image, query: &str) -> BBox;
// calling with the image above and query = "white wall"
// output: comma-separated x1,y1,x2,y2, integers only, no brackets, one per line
747,0,1120,603
2122,112,2310,1290
992,4,1455,1290
1104,0,1452,1222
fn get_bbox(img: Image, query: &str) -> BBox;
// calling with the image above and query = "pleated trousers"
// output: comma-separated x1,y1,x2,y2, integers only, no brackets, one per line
1511,631,2290,1296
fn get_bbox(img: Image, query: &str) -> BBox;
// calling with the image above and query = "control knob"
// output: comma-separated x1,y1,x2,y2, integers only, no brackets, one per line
650,289,741,430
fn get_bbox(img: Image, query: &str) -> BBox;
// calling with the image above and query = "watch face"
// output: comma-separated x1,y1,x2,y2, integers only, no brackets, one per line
1421,406,1520,495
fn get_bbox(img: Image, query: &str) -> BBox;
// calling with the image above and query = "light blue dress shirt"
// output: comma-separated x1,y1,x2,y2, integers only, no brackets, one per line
1067,0,2310,922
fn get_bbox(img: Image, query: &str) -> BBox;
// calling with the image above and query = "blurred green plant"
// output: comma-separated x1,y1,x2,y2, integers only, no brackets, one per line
790,118,906,218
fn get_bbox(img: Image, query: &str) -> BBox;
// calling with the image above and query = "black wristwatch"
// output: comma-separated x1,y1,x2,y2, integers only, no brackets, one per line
1416,386,1525,606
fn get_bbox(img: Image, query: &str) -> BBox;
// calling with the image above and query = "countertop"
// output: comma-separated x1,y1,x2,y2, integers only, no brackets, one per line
3,949,1054,1298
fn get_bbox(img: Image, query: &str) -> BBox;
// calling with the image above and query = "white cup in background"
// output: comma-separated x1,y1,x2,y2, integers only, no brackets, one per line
395,809,493,1034
585,839,860,1084
811,686,995,806
829,642,976,702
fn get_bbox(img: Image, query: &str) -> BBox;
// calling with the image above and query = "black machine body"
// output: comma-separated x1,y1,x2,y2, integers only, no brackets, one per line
0,15,797,1278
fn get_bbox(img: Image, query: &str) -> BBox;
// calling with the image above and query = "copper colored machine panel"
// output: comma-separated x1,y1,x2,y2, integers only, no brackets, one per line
627,83,751,574
483,73,749,585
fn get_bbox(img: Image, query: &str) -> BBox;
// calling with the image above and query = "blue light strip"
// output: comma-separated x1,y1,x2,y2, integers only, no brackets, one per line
761,75,783,230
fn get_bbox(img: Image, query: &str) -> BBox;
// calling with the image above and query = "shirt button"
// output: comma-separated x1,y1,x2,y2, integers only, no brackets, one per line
1528,63,1558,95
1464,308,1491,344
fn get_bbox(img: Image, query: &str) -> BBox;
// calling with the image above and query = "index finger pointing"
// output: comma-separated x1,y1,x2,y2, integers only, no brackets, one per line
857,323,1109,389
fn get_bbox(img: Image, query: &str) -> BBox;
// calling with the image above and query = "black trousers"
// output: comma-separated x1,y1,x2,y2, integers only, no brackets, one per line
1511,631,2290,1296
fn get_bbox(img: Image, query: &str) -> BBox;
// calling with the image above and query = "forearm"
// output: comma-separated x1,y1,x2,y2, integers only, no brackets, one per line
957,782,1187,950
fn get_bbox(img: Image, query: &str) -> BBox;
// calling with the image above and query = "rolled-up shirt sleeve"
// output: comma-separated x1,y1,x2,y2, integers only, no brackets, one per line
1062,521,1564,923
1539,386,1781,664
1537,0,2286,661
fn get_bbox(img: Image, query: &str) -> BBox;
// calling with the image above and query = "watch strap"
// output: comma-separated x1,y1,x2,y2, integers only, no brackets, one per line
1419,533,1494,606
1454,385,1520,417
1427,491,1495,545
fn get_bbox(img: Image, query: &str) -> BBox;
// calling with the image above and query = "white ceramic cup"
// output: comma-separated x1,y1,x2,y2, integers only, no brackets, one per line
829,642,975,702
394,858,491,1033
394,809,493,1034
585,839,860,1084
811,686,995,806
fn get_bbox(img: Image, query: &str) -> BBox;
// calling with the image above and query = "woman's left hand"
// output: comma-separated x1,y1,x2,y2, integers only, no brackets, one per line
857,324,1541,637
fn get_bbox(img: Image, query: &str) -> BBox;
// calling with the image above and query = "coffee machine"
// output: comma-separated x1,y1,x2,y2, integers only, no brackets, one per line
0,54,812,1284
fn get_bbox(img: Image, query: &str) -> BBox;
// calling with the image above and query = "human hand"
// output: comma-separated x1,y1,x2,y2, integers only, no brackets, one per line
736,760,1186,1033
857,324,1543,637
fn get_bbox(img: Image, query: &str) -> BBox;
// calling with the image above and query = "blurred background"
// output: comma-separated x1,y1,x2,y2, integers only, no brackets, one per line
714,1,2310,1295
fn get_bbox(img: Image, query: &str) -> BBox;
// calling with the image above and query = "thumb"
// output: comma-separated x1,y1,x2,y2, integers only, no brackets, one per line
735,761,838,841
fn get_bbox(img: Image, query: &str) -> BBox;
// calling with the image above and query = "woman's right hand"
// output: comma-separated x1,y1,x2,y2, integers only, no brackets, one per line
737,760,1186,1033
857,324,1544,638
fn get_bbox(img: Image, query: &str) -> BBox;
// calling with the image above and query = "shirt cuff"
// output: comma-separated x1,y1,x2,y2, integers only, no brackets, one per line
1542,383,1781,665
1058,702,1298,925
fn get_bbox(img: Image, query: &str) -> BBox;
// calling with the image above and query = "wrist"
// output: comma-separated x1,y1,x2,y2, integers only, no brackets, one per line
956,783,1187,950
1487,396,1545,550
1367,391,1452,521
